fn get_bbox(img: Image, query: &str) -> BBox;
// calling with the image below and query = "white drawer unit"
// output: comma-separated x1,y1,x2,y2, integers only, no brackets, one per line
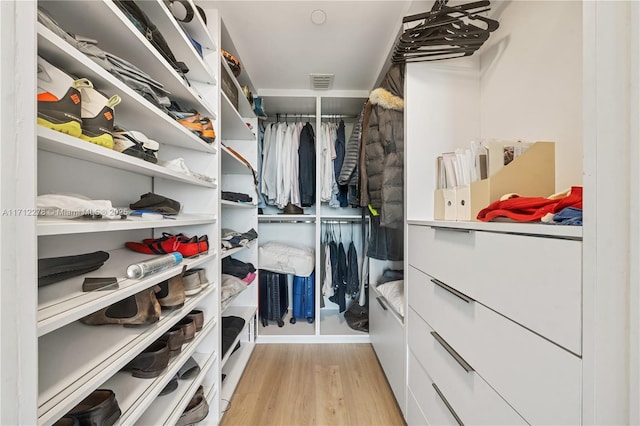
408,224,582,355
408,307,528,425
408,350,463,426
408,265,581,425
369,284,406,411
407,220,585,426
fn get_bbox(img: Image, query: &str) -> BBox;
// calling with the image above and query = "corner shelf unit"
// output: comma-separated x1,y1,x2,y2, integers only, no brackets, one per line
34,0,222,425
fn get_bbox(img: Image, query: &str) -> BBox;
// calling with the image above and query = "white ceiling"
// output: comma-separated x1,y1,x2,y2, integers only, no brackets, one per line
208,1,414,93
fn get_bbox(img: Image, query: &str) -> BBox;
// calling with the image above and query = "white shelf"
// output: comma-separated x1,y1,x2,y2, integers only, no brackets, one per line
220,145,254,175
37,214,216,236
320,309,369,336
221,305,256,368
37,284,216,426
407,219,583,239
137,351,217,426
37,23,215,154
220,341,255,404
40,0,215,118
221,200,255,209
220,54,256,119
178,0,217,52
320,214,367,221
220,245,251,260
104,320,216,425
38,248,217,336
136,0,217,86
37,127,216,189
221,91,255,141
258,214,316,222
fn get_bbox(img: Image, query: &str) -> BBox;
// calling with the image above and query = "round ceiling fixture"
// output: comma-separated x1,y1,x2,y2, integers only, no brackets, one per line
311,9,327,25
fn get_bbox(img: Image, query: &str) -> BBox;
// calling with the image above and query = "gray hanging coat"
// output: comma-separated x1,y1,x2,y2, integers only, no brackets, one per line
362,64,405,229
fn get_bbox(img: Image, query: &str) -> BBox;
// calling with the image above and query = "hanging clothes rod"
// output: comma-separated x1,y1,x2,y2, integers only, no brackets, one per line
272,113,358,119
258,219,316,224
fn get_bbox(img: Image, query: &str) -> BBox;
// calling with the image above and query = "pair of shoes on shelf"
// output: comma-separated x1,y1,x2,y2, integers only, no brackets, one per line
121,310,204,379
161,355,201,395
54,389,121,426
113,128,159,163
157,309,203,358
183,269,209,296
38,56,120,149
176,386,209,426
168,103,215,144
80,287,161,327
126,233,209,258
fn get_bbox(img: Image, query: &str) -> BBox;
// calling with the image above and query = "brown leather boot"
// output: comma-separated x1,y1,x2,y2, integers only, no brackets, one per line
155,274,186,310
159,324,185,357
80,288,160,326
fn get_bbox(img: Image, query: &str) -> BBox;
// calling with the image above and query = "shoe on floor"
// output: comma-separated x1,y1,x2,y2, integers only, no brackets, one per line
80,288,160,326
37,56,92,138
55,389,121,426
78,86,121,149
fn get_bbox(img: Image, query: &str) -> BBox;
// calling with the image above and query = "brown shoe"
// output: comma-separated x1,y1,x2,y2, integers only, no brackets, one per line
176,386,209,426
80,288,160,326
56,389,121,426
122,341,170,378
187,310,204,332
158,324,185,357
155,274,185,310
177,317,196,342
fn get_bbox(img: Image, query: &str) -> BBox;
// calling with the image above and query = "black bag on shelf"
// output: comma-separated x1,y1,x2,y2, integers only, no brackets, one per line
38,251,110,287
114,0,190,76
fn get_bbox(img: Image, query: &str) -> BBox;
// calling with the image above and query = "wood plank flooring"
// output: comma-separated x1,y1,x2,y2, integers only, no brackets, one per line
220,344,405,426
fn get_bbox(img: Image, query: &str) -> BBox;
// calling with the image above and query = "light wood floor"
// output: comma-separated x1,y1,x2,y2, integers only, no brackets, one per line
220,344,406,426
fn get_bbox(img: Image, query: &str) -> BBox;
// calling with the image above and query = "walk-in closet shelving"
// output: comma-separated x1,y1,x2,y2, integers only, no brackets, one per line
36,215,217,236
35,0,220,424
136,350,217,425
254,94,370,343
37,24,216,154
38,249,216,336
40,0,216,117
221,145,253,174
101,319,217,424
38,128,216,188
199,7,259,421
38,285,215,426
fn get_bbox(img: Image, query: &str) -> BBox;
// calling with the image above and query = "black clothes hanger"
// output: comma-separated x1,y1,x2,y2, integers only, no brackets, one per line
394,0,499,63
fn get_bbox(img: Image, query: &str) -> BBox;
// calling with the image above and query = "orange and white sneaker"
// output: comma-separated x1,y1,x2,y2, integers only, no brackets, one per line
37,56,92,138
79,87,121,149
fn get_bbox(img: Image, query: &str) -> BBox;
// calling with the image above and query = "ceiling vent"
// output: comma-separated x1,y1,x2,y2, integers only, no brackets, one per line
310,73,334,90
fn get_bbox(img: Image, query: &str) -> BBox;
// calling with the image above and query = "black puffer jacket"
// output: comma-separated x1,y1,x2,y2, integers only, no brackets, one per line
363,64,404,229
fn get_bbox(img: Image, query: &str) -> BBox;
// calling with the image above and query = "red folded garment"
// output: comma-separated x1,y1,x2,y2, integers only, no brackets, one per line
477,186,583,222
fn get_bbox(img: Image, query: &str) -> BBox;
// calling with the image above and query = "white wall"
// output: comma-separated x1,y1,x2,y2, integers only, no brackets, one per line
479,1,583,191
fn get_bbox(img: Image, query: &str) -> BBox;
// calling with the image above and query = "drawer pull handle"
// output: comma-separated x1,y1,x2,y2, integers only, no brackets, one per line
431,225,471,233
430,278,474,304
431,331,474,373
376,297,388,311
432,383,464,426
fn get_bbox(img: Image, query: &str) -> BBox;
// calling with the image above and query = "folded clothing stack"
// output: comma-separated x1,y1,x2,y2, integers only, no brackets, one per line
221,191,253,203
222,256,257,284
221,228,258,250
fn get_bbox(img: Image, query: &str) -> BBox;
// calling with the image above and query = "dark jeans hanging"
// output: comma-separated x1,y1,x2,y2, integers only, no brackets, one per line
367,212,403,261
